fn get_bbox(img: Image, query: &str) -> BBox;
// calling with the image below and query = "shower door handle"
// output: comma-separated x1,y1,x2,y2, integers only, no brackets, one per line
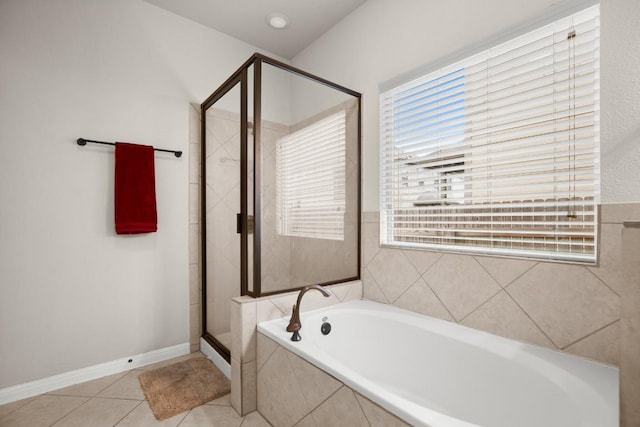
236,214,254,234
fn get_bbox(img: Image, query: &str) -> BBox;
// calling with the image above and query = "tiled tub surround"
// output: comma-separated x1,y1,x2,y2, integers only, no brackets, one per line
257,332,409,427
229,280,362,416
362,207,632,366
257,300,618,427
363,203,640,426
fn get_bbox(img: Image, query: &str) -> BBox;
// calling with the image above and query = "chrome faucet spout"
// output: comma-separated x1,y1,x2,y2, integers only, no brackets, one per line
286,285,331,341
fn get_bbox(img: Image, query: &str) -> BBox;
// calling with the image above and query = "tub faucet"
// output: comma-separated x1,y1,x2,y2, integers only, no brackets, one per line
286,285,331,341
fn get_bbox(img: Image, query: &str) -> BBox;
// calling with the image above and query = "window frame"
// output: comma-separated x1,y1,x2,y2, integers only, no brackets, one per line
379,4,600,263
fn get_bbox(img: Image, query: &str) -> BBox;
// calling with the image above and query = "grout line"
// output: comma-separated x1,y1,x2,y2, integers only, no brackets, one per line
503,287,558,348
173,408,192,427
352,390,373,426
476,256,537,289
457,287,503,324
113,400,143,426
584,266,621,298
304,385,345,422
256,336,278,375
401,248,440,277
362,266,389,304
470,256,500,288
561,319,620,351
277,334,350,422
92,371,131,398
391,276,421,304
371,273,391,304
506,261,538,286
422,276,457,322
283,350,316,413
258,409,275,427
89,396,145,402
238,410,272,427
48,396,91,426
420,252,444,277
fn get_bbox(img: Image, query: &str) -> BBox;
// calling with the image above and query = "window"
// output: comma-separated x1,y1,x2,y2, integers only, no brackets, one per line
277,110,346,240
380,5,600,262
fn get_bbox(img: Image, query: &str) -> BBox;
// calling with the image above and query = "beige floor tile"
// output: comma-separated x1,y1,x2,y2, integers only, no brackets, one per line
178,404,243,427
48,371,129,397
206,393,232,406
115,401,187,426
0,395,88,427
0,353,217,427
240,411,270,427
0,395,38,419
97,370,146,400
52,398,139,427
294,413,317,427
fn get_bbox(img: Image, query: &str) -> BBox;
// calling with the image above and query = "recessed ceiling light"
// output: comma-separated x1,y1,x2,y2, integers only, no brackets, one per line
266,12,289,29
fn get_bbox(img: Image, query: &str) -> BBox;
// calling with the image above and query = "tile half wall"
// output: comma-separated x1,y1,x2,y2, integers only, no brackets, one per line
256,333,409,427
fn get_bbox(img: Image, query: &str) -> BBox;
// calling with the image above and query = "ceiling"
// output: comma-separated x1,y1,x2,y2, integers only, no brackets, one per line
143,0,368,59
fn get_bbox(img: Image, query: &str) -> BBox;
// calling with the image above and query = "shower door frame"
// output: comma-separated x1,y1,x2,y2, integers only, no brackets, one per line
200,53,362,361
200,65,249,362
249,53,362,297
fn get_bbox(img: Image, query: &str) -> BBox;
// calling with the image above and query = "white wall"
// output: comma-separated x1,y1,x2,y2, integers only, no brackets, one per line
600,0,640,203
292,0,640,211
0,0,271,388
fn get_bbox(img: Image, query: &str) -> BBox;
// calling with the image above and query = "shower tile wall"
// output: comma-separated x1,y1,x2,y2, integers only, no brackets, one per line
205,107,242,341
188,102,359,346
361,205,640,367
190,105,298,342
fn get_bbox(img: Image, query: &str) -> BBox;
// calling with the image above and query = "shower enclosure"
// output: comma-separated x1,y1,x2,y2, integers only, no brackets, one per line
200,54,361,361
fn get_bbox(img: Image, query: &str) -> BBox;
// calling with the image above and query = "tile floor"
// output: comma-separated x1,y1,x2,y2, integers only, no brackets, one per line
0,353,270,427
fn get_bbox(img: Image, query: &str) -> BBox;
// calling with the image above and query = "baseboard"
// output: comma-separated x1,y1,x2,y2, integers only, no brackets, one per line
0,342,190,405
200,337,231,379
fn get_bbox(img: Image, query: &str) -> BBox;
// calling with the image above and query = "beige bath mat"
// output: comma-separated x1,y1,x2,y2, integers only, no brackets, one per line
138,357,230,420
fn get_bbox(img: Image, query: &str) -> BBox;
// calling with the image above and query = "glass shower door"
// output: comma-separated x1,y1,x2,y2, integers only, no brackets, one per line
202,72,247,361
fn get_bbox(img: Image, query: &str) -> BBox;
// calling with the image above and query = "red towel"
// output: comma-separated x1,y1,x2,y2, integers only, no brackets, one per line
114,142,157,234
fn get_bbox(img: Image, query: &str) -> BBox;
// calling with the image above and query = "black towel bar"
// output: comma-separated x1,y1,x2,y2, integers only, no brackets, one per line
77,138,182,158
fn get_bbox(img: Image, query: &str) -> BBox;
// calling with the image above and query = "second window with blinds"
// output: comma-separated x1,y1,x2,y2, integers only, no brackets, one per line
380,5,600,262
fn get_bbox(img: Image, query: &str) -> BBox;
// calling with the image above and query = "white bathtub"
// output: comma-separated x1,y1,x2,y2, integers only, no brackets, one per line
257,299,618,427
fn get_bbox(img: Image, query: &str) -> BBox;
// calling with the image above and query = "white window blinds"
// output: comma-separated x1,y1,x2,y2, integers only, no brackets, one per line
380,5,600,262
277,110,346,240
